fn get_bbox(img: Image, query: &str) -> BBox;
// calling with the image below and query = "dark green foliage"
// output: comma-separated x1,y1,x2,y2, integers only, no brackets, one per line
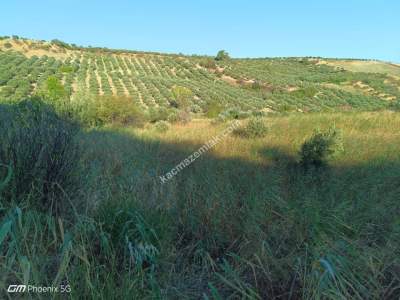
51,39,72,49
299,127,343,167
0,99,80,213
389,100,400,111
215,50,230,61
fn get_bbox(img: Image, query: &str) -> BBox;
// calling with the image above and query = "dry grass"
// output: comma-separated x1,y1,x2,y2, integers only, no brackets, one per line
130,112,400,165
318,59,400,76
0,38,78,60
2,109,400,298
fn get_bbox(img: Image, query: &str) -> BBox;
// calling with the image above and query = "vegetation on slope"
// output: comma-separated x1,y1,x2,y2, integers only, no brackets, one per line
0,37,399,115
0,37,400,299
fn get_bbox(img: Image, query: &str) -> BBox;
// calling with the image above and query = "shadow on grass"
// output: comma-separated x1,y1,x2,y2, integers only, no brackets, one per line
81,126,400,298
1,100,400,299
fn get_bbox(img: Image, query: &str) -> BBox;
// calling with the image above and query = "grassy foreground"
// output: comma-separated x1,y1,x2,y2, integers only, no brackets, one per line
1,108,400,299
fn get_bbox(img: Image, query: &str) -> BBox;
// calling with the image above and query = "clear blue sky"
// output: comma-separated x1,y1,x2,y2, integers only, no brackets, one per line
1,0,399,62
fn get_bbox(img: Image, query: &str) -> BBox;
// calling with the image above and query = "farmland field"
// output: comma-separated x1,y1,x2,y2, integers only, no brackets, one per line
1,38,400,113
1,36,400,299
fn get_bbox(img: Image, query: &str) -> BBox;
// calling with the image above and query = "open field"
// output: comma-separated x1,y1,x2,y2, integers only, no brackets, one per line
1,37,400,299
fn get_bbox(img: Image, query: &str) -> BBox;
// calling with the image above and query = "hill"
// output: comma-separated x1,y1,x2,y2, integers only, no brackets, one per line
1,37,399,115
1,36,400,299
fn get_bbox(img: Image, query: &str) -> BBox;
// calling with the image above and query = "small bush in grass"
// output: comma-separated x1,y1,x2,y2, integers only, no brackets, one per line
190,104,202,113
0,99,80,213
167,110,179,123
299,127,344,168
199,58,217,69
205,101,224,118
211,113,228,124
389,100,400,111
147,107,170,123
238,111,251,119
234,117,268,138
154,120,170,133
176,110,192,124
165,109,192,124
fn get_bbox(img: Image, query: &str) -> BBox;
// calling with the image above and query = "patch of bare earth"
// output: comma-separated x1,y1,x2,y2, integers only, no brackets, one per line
353,81,396,101
0,39,77,60
287,86,299,92
221,75,238,85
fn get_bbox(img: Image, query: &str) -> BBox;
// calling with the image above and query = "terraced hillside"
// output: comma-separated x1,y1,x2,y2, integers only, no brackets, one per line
1,37,399,114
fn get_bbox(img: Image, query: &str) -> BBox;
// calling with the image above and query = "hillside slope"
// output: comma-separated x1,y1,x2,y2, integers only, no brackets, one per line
1,37,399,113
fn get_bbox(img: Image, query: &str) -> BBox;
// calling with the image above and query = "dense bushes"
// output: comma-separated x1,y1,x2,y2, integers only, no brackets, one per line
299,127,344,167
76,95,146,127
0,100,80,213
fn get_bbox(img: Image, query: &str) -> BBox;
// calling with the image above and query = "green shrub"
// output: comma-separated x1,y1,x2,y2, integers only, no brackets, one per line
59,65,74,73
190,104,202,113
171,86,193,109
205,101,224,118
147,107,170,123
77,96,146,127
154,120,170,133
299,127,344,168
3,42,12,49
234,117,268,138
0,99,80,213
176,110,192,124
199,58,217,69
167,110,179,123
211,113,228,124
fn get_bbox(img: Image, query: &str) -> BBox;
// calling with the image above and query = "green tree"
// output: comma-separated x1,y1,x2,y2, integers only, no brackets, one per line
215,50,230,61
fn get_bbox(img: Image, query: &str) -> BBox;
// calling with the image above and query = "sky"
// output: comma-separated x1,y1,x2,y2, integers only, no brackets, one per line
1,0,399,62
